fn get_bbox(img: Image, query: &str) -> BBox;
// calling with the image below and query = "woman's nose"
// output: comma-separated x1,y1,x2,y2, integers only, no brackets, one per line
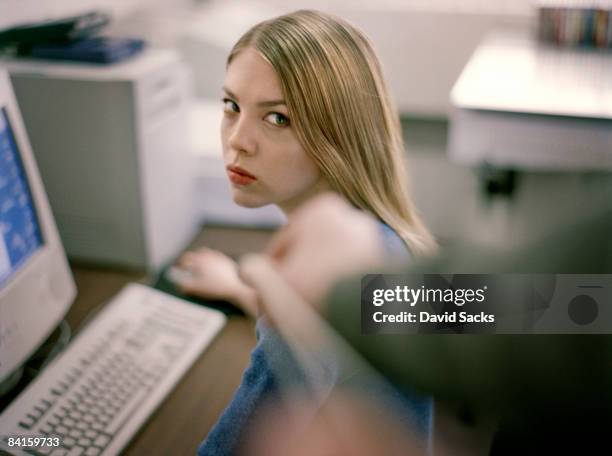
227,116,257,155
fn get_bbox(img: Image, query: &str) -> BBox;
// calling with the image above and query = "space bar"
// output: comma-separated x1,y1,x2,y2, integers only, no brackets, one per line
105,388,149,435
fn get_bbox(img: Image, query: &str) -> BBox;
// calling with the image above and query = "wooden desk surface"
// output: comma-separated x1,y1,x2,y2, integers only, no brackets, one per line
67,225,273,455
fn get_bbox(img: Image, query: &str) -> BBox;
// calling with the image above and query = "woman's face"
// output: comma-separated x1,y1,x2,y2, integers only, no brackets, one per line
221,47,326,215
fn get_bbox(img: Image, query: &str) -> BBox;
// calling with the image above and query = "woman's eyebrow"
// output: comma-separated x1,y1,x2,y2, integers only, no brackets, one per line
222,87,238,100
222,87,285,107
257,99,286,107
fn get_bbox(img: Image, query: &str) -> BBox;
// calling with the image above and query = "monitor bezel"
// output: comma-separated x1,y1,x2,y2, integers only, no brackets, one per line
0,69,75,386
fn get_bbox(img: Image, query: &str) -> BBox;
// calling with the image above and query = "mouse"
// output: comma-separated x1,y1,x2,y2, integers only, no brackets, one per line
165,266,197,285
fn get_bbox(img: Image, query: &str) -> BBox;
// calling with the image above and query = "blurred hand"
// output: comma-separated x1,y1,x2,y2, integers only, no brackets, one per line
238,390,426,456
241,193,384,310
175,247,258,317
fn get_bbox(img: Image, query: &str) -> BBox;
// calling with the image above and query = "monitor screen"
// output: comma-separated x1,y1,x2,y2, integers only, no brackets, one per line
0,107,44,288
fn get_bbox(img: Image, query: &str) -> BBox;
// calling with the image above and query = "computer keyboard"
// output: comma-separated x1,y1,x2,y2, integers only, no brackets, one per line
0,283,226,456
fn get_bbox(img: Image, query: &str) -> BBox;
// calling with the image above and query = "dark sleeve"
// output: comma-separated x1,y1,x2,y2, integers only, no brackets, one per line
324,207,612,417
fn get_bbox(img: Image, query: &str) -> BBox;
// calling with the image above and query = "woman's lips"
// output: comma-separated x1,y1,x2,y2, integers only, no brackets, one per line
227,165,257,185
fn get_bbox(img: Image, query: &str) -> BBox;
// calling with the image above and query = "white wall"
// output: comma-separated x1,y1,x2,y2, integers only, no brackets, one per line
262,0,536,116
0,0,192,31
178,0,536,116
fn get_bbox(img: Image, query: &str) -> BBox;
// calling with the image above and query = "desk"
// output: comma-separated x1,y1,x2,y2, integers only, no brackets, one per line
66,225,500,456
67,226,273,455
448,31,612,172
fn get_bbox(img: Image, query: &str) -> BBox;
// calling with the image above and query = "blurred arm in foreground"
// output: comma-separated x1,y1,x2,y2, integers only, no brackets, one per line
241,193,612,454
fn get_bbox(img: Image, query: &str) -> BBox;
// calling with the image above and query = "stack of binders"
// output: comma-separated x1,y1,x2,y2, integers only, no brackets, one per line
537,0,612,48
0,11,145,64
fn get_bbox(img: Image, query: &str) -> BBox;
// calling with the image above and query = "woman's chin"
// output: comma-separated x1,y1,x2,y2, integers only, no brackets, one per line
231,192,267,209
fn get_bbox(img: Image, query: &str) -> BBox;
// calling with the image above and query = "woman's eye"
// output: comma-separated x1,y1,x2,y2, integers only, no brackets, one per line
222,99,239,113
265,112,290,127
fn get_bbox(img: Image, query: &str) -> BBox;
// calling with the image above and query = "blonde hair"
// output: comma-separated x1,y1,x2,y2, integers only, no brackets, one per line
228,10,436,256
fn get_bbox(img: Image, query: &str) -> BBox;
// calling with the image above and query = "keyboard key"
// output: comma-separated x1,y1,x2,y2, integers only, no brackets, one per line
69,428,83,439
63,418,75,428
81,399,94,409
93,435,110,448
35,404,48,414
85,448,100,456
90,422,105,433
63,437,76,448
37,445,55,455
67,447,84,456
77,437,91,447
19,416,35,429
50,449,68,456
76,422,88,431
47,416,60,426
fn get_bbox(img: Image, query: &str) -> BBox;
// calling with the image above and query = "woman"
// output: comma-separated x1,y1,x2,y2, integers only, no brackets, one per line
178,9,434,315
175,9,436,455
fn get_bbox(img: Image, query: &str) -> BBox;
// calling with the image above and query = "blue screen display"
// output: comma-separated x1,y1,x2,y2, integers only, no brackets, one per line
0,107,44,288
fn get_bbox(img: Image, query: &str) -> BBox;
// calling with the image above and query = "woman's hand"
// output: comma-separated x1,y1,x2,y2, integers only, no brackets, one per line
175,247,258,317
257,193,384,309
236,193,384,326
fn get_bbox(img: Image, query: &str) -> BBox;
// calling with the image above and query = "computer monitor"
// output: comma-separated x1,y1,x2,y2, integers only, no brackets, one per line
0,69,75,390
